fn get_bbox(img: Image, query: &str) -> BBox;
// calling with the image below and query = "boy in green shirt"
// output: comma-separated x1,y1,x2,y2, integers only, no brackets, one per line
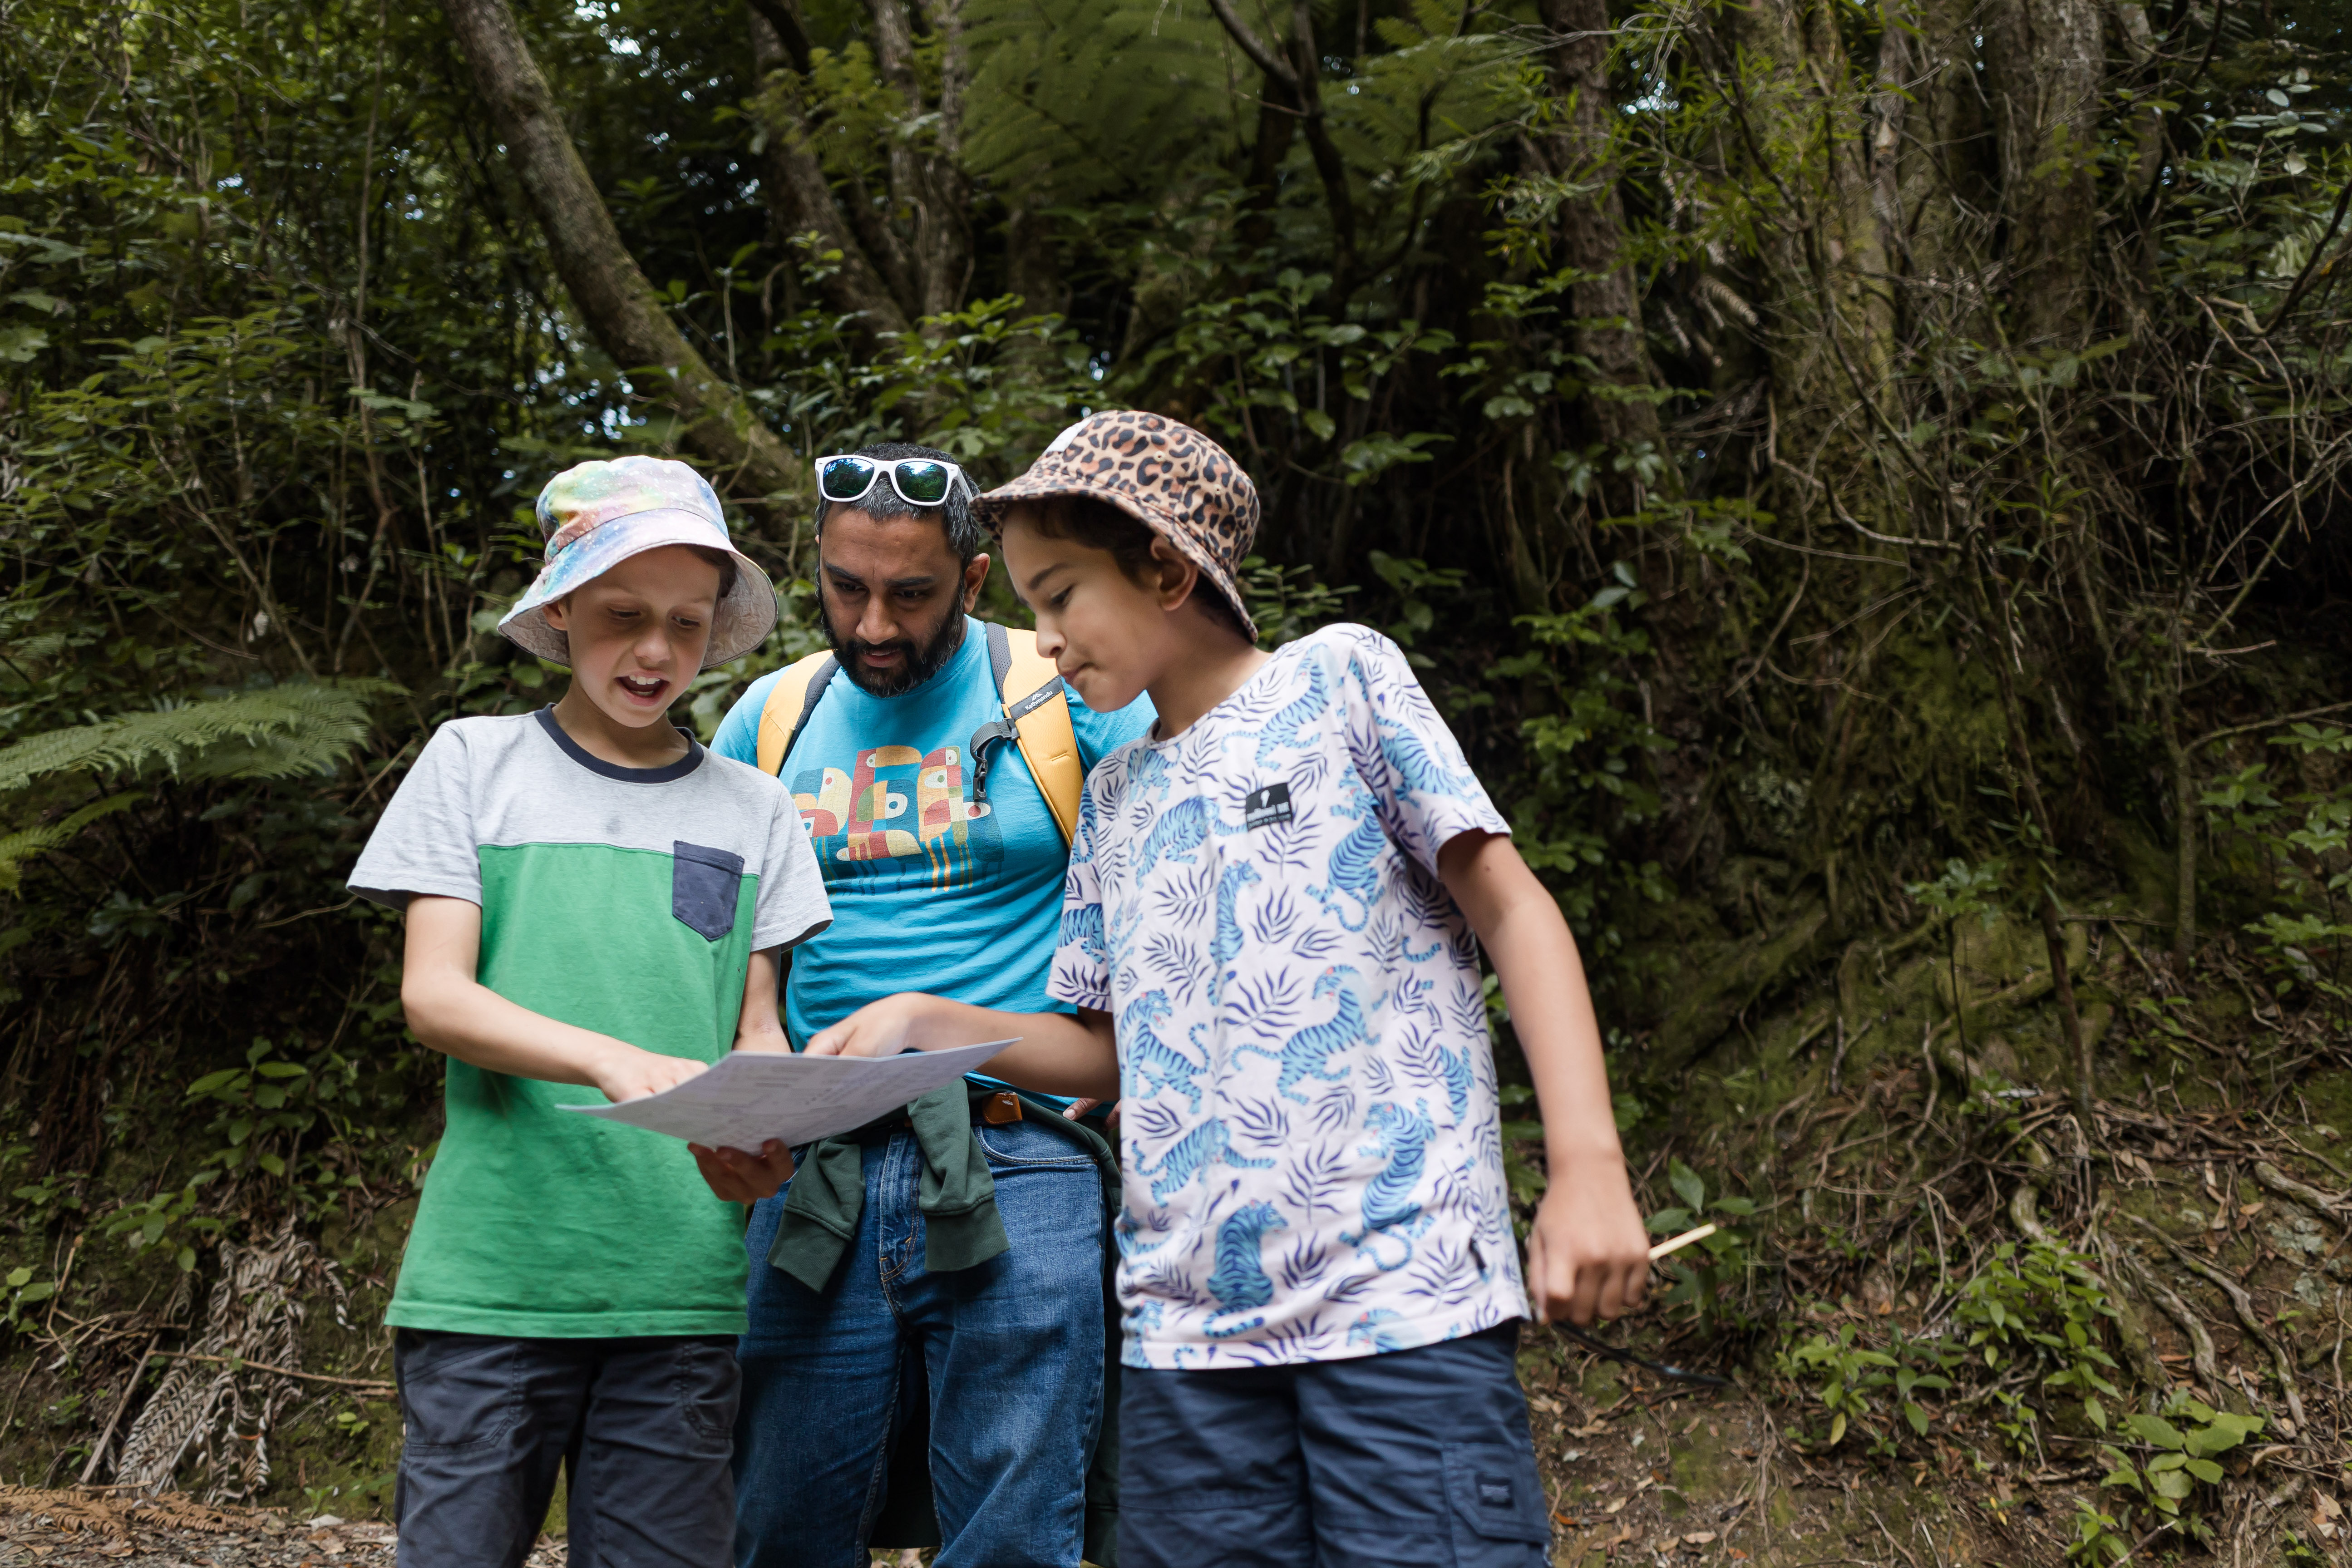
349,457,828,1567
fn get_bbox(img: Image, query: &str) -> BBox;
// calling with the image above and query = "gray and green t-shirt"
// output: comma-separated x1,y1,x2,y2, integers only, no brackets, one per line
349,708,830,1337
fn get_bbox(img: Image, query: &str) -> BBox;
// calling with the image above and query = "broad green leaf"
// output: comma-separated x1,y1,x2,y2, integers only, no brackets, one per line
1669,1159,1705,1213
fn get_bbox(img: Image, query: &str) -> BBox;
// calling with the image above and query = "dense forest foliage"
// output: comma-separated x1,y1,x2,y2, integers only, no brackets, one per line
4,0,2352,1558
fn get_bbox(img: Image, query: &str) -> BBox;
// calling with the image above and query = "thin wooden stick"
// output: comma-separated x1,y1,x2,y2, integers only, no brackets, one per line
152,1353,394,1393
77,1331,161,1486
1649,1223,1718,1261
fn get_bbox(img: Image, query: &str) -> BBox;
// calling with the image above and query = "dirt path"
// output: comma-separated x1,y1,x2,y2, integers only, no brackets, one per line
0,1492,572,1568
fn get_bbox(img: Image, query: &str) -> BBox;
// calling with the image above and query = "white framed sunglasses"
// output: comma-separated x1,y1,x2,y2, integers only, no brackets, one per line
815,453,973,508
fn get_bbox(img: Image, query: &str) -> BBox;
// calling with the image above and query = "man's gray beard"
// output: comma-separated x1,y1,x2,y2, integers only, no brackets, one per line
824,600,967,696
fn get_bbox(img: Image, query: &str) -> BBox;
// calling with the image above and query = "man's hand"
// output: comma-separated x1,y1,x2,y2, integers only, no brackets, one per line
807,994,1119,1100
805,993,933,1058
691,1139,795,1203
591,1046,709,1105
1523,1150,1651,1326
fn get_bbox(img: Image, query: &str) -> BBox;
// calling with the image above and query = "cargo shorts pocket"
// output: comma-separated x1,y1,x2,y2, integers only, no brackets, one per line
672,841,745,940
1442,1440,1550,1564
671,1336,743,1447
394,1332,522,1455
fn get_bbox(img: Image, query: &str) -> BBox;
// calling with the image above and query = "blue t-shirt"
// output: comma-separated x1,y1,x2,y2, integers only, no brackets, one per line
713,616,1156,1049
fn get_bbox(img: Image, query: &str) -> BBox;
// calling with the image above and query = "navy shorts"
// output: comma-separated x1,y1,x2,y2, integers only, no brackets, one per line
1117,1321,1551,1567
392,1330,738,1568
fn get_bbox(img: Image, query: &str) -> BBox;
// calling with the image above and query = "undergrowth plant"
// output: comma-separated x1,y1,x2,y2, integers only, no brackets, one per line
1778,1242,2127,1459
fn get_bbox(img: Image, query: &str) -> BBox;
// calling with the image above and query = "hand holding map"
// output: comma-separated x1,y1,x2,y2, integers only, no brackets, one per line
562,1039,1017,1152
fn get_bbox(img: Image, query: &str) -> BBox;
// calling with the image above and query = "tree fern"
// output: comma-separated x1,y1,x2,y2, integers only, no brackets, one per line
0,682,395,894
0,793,141,894
0,681,397,794
961,0,1242,207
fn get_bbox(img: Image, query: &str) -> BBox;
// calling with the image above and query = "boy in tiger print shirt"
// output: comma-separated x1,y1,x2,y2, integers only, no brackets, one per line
807,411,1651,1568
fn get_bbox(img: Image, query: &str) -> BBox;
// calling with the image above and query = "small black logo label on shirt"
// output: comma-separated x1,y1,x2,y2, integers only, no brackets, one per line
1243,782,1293,830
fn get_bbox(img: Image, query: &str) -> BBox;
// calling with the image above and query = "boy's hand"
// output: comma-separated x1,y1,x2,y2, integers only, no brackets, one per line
1524,1150,1651,1326
690,1139,794,1203
805,993,932,1059
592,1045,709,1104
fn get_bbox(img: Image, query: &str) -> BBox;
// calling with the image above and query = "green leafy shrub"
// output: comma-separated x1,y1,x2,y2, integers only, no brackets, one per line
2096,1394,2264,1545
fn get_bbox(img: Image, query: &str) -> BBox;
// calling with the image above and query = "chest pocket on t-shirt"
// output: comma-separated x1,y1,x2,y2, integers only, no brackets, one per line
671,842,745,941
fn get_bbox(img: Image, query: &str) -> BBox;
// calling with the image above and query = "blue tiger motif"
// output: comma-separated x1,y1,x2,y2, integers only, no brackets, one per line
1309,782,1386,932
1235,965,1365,1103
1346,1307,1414,1353
1121,990,1203,1112
1128,744,1173,800
1137,795,1212,877
1203,1202,1287,1337
1254,656,1330,765
1343,1100,1435,1267
1376,714,1479,803
1059,902,1106,966
1209,860,1261,1010
1136,1118,1274,1205
1433,1041,1473,1119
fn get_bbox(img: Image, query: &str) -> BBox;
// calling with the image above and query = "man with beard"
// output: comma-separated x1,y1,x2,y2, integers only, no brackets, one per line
706,441,1155,1568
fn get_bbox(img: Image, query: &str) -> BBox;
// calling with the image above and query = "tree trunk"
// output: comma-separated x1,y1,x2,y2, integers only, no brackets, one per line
1716,0,1895,528
1208,0,1356,298
1005,203,1067,320
440,0,804,515
745,6,913,335
2165,707,2197,969
869,0,973,318
1537,0,1664,464
1980,0,2102,345
741,0,972,330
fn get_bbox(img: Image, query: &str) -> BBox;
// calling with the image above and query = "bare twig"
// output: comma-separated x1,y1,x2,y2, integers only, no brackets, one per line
77,1331,161,1486
148,1352,394,1393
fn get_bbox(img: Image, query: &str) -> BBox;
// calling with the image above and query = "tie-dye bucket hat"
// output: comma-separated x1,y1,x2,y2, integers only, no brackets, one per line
498,456,778,669
971,410,1261,642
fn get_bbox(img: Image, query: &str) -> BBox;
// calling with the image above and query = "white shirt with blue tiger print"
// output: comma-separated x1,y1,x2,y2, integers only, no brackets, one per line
1048,623,1529,1369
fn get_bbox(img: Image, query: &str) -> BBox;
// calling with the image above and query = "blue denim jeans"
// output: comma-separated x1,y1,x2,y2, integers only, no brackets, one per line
734,1118,1106,1568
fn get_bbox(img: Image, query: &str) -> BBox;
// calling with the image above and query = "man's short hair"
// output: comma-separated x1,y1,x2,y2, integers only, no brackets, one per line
815,441,983,566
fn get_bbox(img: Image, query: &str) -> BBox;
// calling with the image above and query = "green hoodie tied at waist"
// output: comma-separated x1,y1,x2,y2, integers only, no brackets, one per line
766,1081,1011,1292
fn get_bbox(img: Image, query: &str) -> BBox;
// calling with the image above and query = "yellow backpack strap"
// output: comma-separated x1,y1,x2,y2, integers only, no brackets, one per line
754,651,841,777
968,622,1083,843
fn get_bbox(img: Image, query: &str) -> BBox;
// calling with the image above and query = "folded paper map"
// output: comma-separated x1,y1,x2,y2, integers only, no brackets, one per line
561,1040,1018,1152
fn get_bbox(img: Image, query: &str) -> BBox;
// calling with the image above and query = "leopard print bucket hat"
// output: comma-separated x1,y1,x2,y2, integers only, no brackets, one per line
971,410,1261,642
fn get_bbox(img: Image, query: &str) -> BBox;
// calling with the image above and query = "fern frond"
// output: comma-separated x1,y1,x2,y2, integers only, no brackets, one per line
0,823,73,895
0,791,145,890
962,0,1239,206
0,681,397,794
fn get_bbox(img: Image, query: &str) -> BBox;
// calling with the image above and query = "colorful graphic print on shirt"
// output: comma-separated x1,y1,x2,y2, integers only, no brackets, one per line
789,740,1001,889
1049,623,1530,1370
